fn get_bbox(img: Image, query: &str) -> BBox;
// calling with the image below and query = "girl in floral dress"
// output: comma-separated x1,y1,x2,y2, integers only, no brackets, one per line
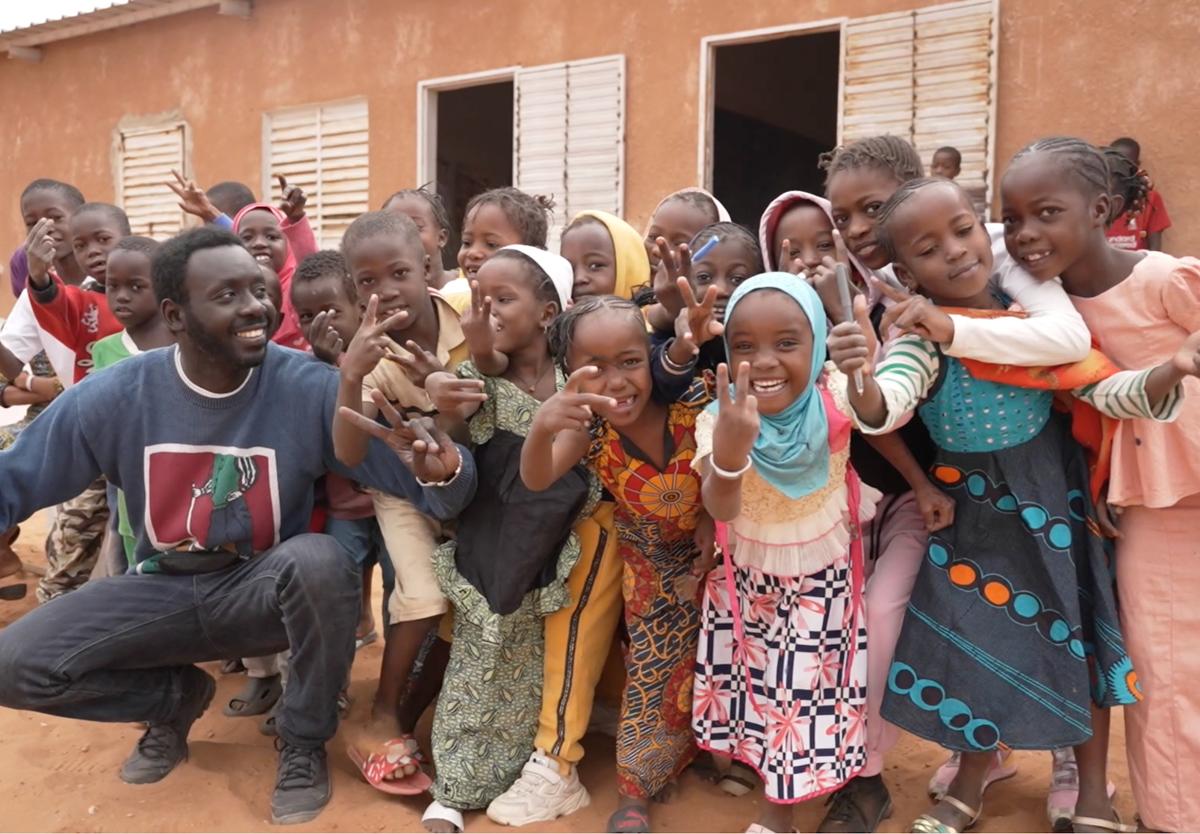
692,274,880,834
522,293,721,833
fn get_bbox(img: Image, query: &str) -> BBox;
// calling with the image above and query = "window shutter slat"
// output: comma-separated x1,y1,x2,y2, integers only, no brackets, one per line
264,98,369,248
914,0,997,215
514,56,624,252
118,123,187,239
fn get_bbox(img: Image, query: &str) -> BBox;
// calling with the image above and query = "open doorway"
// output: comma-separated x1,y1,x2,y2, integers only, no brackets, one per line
710,30,840,229
432,82,513,268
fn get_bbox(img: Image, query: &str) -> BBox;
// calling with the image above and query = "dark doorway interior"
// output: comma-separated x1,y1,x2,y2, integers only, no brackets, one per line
435,82,513,268
712,30,840,231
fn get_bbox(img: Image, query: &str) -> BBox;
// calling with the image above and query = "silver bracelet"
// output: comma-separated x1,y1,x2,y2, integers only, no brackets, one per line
661,347,696,376
416,450,463,487
709,456,752,479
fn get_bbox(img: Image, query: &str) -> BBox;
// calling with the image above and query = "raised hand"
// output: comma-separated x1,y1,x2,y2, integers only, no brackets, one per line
711,362,760,473
671,276,724,359
874,279,955,343
460,279,497,360
387,340,446,387
167,169,220,222
307,309,345,365
827,295,879,377
807,230,861,324
1172,329,1200,378
651,237,694,317
23,218,56,285
340,294,408,382
530,366,616,435
276,175,307,223
425,371,488,415
338,392,462,483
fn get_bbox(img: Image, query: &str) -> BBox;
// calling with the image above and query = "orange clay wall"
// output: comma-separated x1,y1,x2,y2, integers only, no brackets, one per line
1,0,1196,316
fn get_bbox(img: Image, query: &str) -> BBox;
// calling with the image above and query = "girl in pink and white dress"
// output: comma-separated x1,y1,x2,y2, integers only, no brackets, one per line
691,274,879,834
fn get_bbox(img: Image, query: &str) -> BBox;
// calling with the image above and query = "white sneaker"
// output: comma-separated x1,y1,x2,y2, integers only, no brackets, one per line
486,750,590,826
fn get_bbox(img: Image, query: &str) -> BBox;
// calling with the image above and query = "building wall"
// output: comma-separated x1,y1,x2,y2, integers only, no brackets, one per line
1,0,1196,316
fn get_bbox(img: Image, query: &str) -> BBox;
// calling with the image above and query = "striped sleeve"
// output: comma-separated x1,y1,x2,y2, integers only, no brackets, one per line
1074,369,1183,422
853,334,939,434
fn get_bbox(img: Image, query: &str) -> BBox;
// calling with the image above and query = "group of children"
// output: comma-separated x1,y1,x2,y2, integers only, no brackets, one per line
0,130,1197,834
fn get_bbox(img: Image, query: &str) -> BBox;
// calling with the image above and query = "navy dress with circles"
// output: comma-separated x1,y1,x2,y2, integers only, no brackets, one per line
880,355,1140,752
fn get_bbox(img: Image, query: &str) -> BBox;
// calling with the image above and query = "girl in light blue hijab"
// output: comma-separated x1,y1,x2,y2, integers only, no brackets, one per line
692,272,882,834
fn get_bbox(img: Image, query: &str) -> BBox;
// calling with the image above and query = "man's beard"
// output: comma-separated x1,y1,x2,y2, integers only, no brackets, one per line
183,307,265,370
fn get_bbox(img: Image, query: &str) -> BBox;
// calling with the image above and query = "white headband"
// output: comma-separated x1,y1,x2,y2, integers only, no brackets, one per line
499,244,574,310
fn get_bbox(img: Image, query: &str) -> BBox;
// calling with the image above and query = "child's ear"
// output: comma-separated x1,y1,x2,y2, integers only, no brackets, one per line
437,228,449,249
1108,193,1126,220
539,301,559,330
893,262,919,293
161,299,186,334
1090,192,1112,229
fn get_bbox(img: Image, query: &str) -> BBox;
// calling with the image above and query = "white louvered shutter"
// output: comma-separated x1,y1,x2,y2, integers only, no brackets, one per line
264,99,369,248
840,0,997,216
913,0,997,214
840,12,915,144
118,123,186,239
514,64,569,248
515,56,625,251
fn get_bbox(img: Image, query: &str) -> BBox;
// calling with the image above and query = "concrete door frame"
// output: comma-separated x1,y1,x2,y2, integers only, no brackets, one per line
696,17,846,190
416,66,520,189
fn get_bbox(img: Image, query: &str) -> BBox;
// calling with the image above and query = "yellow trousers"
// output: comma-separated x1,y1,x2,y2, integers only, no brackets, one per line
536,501,624,769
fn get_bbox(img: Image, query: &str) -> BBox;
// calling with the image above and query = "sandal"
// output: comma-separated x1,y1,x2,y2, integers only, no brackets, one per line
222,673,282,717
422,800,464,833
910,795,980,833
1047,747,1118,832
349,736,433,796
817,775,893,833
928,749,1016,801
746,825,797,834
220,657,246,675
607,804,650,833
719,762,758,797
0,583,27,601
1072,812,1136,833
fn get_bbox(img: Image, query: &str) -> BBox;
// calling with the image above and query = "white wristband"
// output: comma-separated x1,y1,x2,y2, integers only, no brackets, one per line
416,450,463,487
709,456,752,480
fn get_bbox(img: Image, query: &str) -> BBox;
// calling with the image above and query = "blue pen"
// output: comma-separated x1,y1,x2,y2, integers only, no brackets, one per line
690,235,720,262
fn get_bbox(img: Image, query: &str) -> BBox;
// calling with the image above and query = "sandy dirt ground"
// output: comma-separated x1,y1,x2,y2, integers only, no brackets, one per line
0,513,1139,833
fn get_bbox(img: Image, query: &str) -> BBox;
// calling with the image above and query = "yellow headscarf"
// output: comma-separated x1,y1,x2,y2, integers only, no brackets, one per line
572,210,651,300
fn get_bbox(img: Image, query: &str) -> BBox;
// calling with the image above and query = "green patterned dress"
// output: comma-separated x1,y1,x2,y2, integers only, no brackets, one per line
431,362,599,811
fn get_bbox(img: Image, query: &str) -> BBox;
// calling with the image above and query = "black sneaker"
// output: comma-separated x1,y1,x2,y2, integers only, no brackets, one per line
119,667,216,784
271,740,331,825
816,775,893,833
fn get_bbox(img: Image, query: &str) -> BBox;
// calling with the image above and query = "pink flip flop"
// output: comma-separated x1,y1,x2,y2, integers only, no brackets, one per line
348,736,433,796
928,748,1018,801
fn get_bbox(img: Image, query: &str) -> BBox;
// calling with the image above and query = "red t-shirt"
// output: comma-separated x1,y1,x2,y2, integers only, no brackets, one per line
1106,188,1171,251
29,275,122,382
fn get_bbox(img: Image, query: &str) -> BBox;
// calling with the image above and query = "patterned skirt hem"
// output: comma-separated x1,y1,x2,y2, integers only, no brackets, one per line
693,738,862,805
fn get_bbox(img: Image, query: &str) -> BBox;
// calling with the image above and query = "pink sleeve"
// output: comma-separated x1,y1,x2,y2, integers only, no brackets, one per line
1160,258,1200,333
281,215,318,261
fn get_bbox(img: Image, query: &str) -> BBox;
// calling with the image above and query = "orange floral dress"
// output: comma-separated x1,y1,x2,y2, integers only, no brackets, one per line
587,386,709,799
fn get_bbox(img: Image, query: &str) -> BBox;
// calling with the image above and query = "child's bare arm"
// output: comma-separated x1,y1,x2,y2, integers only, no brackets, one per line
0,342,25,381
332,295,406,467
426,371,486,432
861,433,954,532
461,280,508,376
701,362,758,522
520,367,613,492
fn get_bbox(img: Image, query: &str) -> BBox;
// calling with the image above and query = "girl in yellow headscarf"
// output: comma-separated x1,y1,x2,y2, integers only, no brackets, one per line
560,210,651,301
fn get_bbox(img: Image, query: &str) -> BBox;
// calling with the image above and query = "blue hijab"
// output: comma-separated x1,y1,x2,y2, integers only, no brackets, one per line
706,273,830,499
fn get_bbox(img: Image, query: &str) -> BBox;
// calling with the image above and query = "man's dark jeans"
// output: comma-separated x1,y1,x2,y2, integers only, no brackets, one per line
0,533,359,748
